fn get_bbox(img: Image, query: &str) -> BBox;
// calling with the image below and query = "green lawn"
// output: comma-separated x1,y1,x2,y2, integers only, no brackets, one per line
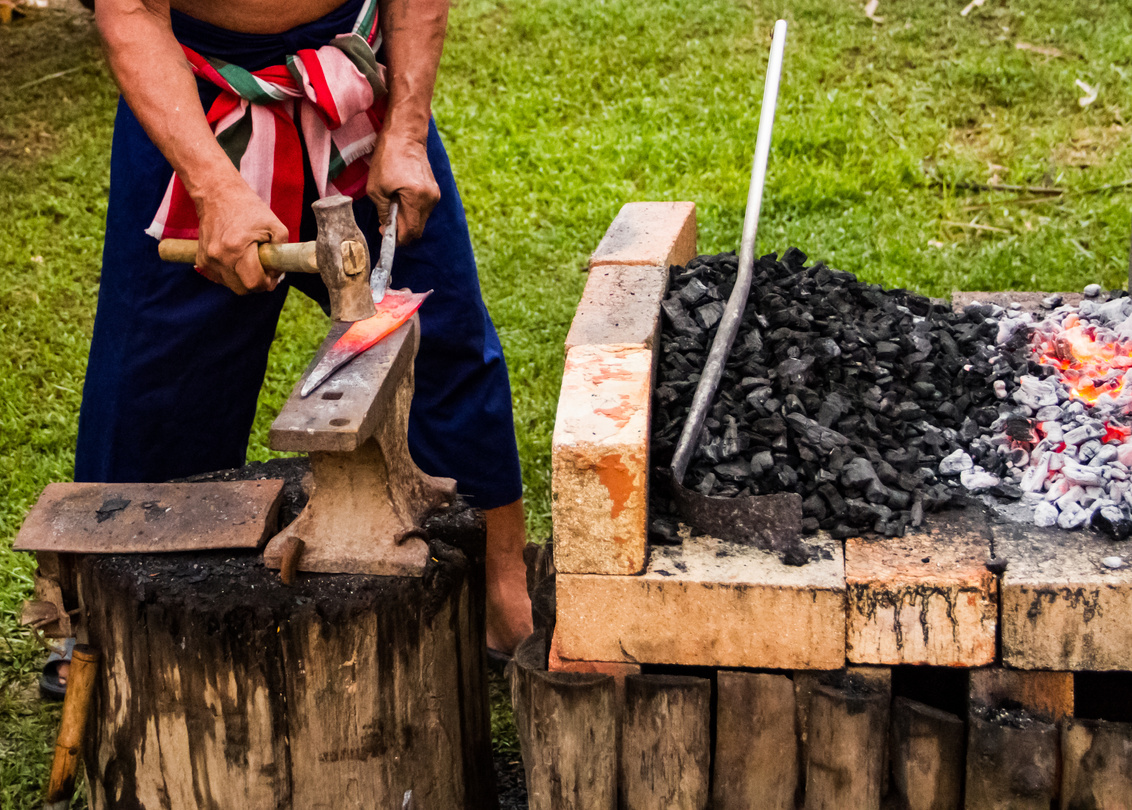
3,0,1132,805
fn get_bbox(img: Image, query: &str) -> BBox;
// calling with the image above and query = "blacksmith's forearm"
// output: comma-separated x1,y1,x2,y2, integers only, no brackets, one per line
96,0,241,204
380,0,449,144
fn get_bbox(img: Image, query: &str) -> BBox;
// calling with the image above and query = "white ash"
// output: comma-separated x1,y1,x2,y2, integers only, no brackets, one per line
960,286,1132,542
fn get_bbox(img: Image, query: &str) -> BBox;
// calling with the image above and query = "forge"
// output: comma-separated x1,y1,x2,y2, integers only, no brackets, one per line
534,201,1132,808
552,203,1132,674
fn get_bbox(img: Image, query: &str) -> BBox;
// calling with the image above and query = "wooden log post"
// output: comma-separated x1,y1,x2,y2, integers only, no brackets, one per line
965,709,1058,809
713,671,797,810
619,673,711,810
509,632,618,810
1060,718,1132,808
77,499,495,810
804,677,889,810
889,697,963,810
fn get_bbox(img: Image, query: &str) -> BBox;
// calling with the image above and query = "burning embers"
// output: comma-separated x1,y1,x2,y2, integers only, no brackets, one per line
650,252,1132,546
977,289,1132,540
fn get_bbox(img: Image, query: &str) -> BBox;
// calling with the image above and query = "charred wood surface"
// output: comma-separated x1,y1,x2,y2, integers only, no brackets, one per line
964,708,1058,810
509,632,617,810
619,673,710,810
1060,717,1132,809
712,671,798,810
889,697,963,810
78,459,494,810
803,678,889,810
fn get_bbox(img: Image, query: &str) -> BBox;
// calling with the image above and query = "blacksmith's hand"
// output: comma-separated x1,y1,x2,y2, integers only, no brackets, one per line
368,131,440,245
194,179,289,295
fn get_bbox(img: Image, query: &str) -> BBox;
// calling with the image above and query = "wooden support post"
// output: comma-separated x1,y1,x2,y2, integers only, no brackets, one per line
78,501,494,810
510,633,618,810
619,673,711,810
713,671,797,810
965,711,1058,809
889,697,963,810
804,678,889,810
1060,718,1132,808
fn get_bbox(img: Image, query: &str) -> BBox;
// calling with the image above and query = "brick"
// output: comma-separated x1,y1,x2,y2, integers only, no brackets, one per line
548,631,640,707
552,344,652,575
997,521,1132,670
969,668,1073,723
564,264,669,353
555,534,846,669
590,202,696,269
845,510,997,667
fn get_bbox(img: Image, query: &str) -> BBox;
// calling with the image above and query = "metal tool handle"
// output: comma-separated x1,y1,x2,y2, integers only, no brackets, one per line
371,200,399,302
670,19,787,484
157,239,319,274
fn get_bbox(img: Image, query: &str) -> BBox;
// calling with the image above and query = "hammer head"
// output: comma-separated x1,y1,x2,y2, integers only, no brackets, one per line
313,195,376,323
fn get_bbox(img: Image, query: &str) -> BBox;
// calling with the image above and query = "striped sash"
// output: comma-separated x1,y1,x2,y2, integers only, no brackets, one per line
146,0,385,242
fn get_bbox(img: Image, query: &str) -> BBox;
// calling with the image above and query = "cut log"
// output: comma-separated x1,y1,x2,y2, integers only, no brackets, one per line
889,697,963,810
78,501,495,810
964,709,1058,809
619,673,710,810
713,671,797,810
804,679,889,810
1060,718,1132,809
509,632,617,810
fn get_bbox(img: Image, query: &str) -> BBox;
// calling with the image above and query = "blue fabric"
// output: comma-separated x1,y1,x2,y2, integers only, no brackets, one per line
75,7,523,510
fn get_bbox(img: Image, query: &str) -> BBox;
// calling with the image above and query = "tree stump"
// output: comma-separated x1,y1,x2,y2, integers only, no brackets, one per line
1060,717,1132,809
964,708,1058,810
76,461,495,810
889,697,963,810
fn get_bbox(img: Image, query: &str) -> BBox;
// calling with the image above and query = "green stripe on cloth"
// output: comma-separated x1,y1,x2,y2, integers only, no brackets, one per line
353,0,378,37
327,141,346,180
214,60,285,103
216,105,254,169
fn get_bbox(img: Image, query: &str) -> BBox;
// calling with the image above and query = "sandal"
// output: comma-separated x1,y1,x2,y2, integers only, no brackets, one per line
39,637,74,701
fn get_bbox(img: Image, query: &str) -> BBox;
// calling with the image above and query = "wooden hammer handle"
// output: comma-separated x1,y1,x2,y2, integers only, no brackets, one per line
158,239,319,274
45,644,100,805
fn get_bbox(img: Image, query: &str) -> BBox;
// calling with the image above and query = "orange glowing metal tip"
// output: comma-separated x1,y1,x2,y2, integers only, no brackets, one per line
300,289,431,397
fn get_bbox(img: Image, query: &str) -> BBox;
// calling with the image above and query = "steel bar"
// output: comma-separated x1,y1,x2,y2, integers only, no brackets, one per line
670,19,788,483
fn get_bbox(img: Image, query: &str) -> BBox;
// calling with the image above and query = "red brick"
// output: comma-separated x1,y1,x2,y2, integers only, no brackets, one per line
590,202,696,269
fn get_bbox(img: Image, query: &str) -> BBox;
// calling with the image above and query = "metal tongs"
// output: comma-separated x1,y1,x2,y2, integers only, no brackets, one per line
371,200,399,304
666,21,811,561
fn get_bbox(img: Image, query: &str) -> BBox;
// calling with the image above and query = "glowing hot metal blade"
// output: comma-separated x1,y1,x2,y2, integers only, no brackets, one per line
300,289,431,397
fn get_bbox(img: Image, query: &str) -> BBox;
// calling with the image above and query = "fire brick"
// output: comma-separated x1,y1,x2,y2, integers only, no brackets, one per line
844,510,998,667
997,521,1132,671
553,344,652,575
555,534,846,670
564,263,670,353
589,201,697,269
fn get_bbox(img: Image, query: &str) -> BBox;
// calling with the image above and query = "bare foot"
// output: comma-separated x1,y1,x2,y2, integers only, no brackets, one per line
484,499,533,655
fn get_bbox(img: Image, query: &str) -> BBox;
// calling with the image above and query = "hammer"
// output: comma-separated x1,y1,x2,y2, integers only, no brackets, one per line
157,195,375,322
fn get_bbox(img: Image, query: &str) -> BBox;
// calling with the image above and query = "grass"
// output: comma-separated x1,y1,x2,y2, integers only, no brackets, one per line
3,0,1132,804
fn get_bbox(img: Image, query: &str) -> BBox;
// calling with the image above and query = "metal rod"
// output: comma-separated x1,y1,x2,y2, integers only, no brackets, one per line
1127,211,1131,296
670,19,788,484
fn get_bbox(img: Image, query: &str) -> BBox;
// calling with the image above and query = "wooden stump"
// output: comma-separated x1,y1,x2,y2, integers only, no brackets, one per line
889,697,963,810
964,709,1058,809
804,679,889,810
712,671,797,810
509,632,617,810
77,499,495,810
619,673,710,810
1060,718,1132,809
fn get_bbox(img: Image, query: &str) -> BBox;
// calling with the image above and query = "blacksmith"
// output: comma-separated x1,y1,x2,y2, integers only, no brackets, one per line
80,0,532,656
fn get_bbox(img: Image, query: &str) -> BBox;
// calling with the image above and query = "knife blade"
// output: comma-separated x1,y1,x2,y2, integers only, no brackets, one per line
371,200,398,304
300,288,431,397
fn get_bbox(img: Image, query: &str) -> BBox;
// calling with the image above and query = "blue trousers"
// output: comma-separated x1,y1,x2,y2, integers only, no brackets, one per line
75,5,523,510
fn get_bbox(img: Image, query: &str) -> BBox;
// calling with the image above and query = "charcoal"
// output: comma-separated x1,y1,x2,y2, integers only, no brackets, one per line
1093,506,1132,541
648,248,1039,545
